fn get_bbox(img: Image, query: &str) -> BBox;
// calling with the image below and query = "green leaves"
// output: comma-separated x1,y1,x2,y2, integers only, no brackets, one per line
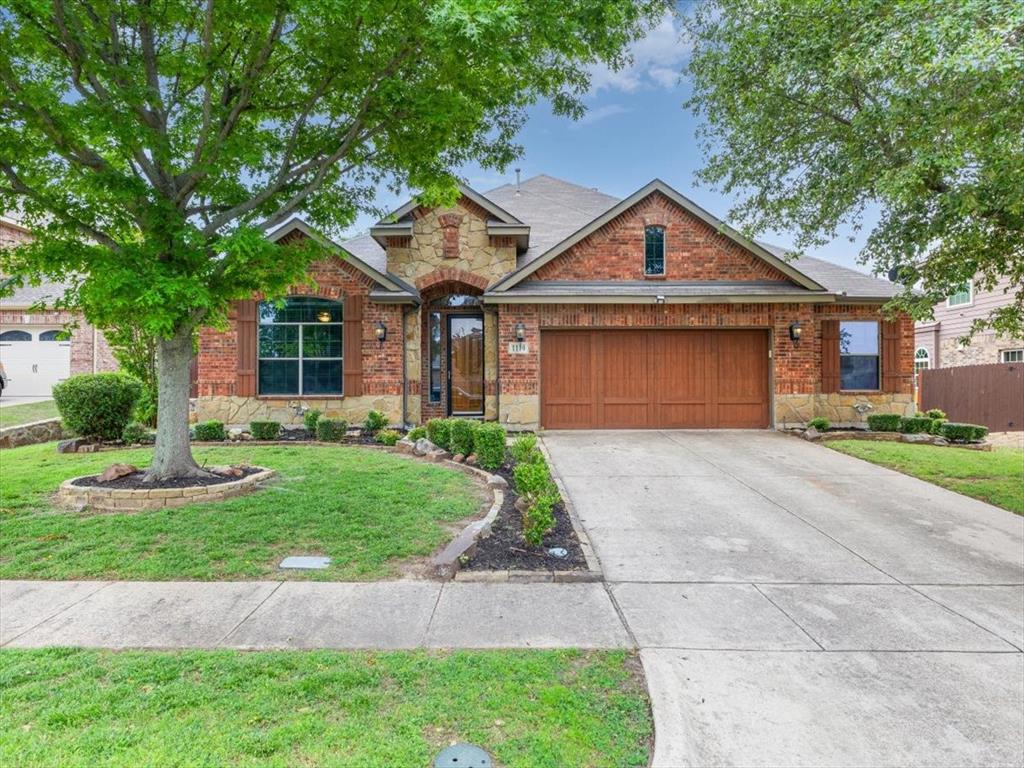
685,0,1024,337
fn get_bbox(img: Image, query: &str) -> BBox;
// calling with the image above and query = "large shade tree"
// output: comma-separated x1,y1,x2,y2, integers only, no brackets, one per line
684,0,1024,336
0,0,667,478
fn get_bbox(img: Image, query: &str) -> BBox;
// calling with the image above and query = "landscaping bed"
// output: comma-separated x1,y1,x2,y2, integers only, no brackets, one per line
0,648,652,768
71,465,264,489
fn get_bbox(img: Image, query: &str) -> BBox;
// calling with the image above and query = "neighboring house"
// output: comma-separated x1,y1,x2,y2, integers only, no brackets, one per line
914,277,1024,373
194,175,914,430
0,215,118,398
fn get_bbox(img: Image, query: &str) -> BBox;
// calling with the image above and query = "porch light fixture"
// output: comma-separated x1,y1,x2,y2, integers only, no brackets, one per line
375,321,387,346
514,321,526,342
789,321,803,343
317,311,332,323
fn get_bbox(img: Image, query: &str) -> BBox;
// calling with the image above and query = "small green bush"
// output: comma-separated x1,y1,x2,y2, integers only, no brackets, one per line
364,409,387,434
121,421,150,445
376,428,400,446
510,433,539,464
925,408,947,420
426,418,453,450
194,420,226,441
514,456,556,498
867,413,902,432
900,416,934,434
449,419,478,456
939,422,989,442
807,417,830,431
473,422,507,470
316,418,348,442
929,417,948,435
52,372,142,441
523,492,558,547
407,426,427,442
303,409,322,432
250,421,282,440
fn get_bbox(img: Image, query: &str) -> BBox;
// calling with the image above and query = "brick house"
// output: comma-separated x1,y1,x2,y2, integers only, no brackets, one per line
195,176,915,429
1,215,118,398
914,277,1024,373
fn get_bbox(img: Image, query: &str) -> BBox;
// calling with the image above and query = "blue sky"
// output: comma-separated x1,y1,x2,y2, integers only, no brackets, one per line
344,10,878,273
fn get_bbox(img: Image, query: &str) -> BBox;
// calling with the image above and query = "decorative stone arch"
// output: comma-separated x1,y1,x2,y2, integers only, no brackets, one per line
415,267,489,294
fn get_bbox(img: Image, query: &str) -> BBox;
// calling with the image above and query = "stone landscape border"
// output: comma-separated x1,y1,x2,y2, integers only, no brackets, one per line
0,418,65,449
809,429,993,451
57,468,278,512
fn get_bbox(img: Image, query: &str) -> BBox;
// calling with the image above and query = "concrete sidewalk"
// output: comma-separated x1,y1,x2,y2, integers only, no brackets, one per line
0,579,630,650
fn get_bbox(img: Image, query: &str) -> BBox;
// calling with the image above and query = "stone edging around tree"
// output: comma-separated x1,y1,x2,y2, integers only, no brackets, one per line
57,468,278,512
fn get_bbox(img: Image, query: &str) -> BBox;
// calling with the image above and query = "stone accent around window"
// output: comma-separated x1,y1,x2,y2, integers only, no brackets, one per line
775,393,915,429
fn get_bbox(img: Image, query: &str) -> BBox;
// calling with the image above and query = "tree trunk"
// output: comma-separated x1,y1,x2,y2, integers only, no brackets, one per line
145,326,208,480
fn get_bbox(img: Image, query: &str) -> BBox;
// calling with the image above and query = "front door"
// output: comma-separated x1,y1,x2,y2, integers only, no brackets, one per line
448,314,484,415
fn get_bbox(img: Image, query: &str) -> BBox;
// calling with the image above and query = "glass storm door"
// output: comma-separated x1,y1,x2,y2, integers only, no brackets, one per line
448,315,484,415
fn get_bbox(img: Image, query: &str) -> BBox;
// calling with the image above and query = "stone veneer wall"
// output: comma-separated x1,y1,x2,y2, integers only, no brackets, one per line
194,394,403,427
939,332,1024,368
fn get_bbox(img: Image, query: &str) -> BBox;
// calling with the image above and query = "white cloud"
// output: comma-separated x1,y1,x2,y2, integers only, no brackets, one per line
588,11,688,94
574,103,632,128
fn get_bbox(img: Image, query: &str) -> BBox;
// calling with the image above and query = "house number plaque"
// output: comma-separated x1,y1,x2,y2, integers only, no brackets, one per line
507,341,529,355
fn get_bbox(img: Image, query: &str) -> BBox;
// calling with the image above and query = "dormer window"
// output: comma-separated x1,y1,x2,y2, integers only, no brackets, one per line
644,226,665,276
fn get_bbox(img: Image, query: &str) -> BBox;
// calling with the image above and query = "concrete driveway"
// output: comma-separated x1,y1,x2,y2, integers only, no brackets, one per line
542,430,1024,768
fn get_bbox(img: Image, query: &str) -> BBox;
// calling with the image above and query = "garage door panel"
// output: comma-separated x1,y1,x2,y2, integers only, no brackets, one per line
0,327,70,398
541,329,769,429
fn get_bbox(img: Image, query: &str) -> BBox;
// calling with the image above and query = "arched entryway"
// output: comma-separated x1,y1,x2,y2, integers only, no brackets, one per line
419,281,486,421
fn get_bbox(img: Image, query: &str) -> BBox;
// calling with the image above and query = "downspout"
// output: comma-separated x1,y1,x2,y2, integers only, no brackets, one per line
402,304,415,429
482,304,500,423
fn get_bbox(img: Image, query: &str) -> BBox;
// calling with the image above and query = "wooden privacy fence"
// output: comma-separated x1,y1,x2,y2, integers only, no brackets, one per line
920,363,1024,432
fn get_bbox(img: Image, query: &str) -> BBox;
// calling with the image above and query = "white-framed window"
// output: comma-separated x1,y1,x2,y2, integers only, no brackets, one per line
946,281,973,307
914,347,930,373
257,297,343,396
644,226,665,276
1001,348,1024,363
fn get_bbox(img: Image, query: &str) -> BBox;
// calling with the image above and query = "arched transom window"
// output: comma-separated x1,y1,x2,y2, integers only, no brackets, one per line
258,297,343,395
914,347,930,373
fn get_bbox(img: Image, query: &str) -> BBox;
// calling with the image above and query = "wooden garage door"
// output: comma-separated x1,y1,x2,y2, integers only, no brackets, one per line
541,329,769,429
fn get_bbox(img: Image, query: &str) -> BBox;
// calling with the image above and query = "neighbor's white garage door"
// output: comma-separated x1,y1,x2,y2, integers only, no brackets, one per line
0,328,71,398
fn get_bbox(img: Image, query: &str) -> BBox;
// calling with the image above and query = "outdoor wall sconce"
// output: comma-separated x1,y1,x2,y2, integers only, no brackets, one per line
514,321,526,342
375,321,387,346
655,295,666,305
317,311,332,323
789,321,803,343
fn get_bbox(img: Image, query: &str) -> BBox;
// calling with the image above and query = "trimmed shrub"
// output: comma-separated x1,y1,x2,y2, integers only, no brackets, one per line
449,419,478,456
52,372,142,441
250,421,282,440
364,409,387,434
807,417,830,432
524,492,558,547
925,408,947,420
867,413,902,432
376,428,400,446
121,421,151,445
510,433,539,464
514,455,556,498
900,416,934,434
939,422,989,443
473,422,507,470
426,418,453,450
407,426,427,442
316,418,348,442
929,417,948,435
193,420,225,441
303,409,322,432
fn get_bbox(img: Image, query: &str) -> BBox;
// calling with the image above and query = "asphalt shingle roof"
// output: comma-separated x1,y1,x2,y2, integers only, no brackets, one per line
0,279,69,308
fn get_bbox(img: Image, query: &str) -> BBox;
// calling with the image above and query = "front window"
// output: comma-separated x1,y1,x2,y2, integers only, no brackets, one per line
257,297,342,396
839,321,880,390
947,281,973,307
914,347,930,373
644,226,665,276
1001,348,1024,363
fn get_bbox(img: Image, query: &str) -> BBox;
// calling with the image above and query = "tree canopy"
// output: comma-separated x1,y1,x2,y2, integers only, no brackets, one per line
685,0,1024,337
0,0,667,476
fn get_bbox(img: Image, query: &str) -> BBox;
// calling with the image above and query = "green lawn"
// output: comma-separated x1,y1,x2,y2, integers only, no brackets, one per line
0,648,651,768
0,399,59,429
827,440,1024,514
0,443,483,580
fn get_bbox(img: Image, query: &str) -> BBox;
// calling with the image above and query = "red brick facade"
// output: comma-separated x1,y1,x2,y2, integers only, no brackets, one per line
533,192,791,283
197,256,406,398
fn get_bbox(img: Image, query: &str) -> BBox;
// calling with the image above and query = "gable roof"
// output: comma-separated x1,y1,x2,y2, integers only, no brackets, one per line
488,179,826,293
266,218,419,302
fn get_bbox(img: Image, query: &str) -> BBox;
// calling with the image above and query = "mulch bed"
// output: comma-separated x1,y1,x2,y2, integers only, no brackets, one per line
462,461,587,572
244,428,383,446
72,466,264,490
